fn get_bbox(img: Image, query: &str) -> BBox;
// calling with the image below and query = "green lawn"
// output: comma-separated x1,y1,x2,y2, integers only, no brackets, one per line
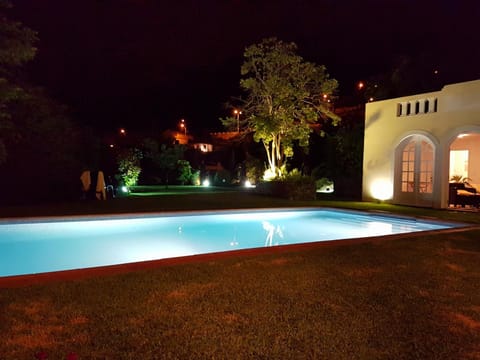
1,189,480,359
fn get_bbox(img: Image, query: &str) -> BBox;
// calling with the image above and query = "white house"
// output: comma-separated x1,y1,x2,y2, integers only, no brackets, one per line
362,79,480,208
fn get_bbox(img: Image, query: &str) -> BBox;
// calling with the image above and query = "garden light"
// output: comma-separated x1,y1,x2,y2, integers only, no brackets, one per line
244,180,256,188
370,179,393,201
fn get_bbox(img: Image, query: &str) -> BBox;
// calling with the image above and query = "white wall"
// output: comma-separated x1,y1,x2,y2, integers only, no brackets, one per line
363,79,480,208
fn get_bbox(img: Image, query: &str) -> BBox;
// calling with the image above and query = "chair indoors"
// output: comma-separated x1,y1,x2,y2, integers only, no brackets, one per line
449,182,480,208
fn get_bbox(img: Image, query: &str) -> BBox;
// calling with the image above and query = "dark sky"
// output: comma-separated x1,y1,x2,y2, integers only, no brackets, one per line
10,0,480,134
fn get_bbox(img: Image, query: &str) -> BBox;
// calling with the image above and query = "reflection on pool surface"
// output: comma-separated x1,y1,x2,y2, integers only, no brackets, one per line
0,208,461,277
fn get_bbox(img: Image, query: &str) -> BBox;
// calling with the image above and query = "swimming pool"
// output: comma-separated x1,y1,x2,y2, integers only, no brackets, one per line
0,208,461,277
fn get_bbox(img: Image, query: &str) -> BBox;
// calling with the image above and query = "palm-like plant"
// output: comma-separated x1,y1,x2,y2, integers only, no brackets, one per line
450,175,472,185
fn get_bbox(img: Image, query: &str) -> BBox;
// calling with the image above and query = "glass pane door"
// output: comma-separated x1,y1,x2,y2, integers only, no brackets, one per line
396,136,434,206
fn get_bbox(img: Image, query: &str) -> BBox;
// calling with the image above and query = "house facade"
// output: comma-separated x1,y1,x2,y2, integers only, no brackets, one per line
362,79,480,208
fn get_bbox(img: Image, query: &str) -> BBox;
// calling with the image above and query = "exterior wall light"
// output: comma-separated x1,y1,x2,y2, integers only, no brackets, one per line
370,179,393,201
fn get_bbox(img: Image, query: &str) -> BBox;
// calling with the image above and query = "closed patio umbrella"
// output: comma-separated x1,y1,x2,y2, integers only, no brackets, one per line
80,170,91,200
96,171,106,200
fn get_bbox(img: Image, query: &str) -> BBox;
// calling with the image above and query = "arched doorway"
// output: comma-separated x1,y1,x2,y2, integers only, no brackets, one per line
448,132,480,207
449,133,480,183
394,135,435,207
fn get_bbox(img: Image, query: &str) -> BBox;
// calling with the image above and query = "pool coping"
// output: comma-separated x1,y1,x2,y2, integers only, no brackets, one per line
0,205,470,223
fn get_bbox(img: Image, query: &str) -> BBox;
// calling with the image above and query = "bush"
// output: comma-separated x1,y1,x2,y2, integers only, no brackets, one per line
213,169,232,186
245,156,264,184
316,177,334,193
255,174,316,200
117,148,142,188
177,160,194,185
191,170,201,186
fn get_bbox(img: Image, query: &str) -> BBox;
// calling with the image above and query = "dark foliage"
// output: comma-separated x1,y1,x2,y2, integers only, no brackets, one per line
255,177,316,201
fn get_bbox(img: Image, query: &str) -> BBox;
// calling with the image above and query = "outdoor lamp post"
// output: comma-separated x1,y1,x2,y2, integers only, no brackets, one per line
233,109,242,132
180,119,187,135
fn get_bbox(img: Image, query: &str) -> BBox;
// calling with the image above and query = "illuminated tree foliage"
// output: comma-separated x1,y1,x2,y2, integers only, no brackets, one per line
117,148,142,188
234,38,340,177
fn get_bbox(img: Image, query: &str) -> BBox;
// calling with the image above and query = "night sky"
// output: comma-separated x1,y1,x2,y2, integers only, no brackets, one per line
10,0,480,134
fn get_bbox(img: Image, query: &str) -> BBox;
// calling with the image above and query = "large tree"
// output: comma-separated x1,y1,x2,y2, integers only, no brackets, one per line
0,0,37,164
227,37,340,178
143,139,186,187
0,2,90,204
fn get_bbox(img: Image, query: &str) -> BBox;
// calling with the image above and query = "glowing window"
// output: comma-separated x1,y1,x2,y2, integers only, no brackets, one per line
419,141,433,193
401,141,416,192
400,140,433,194
449,150,469,180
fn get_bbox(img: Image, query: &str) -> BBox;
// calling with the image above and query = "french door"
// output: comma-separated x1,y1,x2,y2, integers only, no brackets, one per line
395,136,434,206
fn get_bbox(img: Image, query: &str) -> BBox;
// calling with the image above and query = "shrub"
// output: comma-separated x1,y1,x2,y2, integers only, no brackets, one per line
191,170,201,186
245,156,264,184
256,171,316,200
117,148,142,188
214,169,232,186
316,177,334,193
177,160,193,185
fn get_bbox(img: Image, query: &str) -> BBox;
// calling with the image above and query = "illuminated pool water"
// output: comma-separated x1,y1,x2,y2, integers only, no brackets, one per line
0,209,461,277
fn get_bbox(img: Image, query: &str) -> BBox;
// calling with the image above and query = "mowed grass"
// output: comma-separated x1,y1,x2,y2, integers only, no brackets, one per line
1,188,480,359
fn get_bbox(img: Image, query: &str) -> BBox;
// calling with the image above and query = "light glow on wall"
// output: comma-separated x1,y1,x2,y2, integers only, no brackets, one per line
370,179,393,200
